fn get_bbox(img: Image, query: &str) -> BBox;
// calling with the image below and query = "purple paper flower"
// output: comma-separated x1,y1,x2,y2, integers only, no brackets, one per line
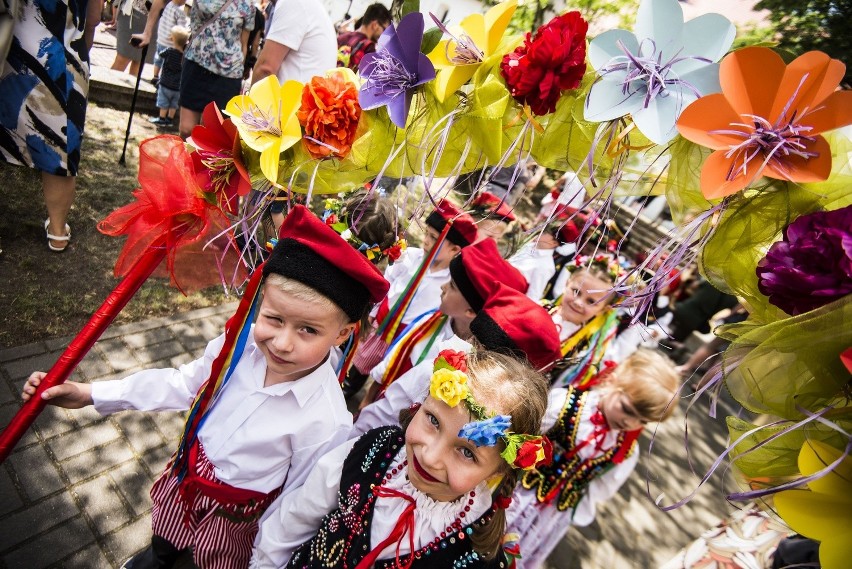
756,205,852,316
458,415,512,447
358,12,436,129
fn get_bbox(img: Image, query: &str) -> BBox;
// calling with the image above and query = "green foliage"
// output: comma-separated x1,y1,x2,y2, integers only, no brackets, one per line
481,0,637,35
754,0,852,85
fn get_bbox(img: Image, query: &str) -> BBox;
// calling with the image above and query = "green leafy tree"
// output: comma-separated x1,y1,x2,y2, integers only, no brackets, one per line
754,0,852,85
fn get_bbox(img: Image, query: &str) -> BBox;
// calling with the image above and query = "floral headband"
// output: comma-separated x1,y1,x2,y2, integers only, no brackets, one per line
428,350,553,471
322,197,406,264
569,254,625,283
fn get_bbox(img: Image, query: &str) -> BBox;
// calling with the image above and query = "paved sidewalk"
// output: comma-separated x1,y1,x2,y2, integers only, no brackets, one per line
0,303,738,568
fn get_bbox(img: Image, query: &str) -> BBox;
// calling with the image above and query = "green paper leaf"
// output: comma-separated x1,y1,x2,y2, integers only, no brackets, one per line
399,0,420,20
421,27,442,55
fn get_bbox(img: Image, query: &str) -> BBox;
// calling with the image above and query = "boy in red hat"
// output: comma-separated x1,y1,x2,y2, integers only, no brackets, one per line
357,238,528,407
469,190,517,245
351,282,561,436
342,198,478,399
22,206,389,569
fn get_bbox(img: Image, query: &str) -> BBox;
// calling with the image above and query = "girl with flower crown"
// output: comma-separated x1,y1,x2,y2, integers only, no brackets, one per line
547,254,625,388
251,350,552,569
506,349,679,568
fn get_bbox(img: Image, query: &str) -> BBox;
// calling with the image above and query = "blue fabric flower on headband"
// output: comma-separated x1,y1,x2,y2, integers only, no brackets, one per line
459,415,512,447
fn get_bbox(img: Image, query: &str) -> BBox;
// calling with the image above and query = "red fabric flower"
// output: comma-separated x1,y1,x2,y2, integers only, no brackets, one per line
500,11,588,116
190,103,251,216
437,349,468,373
297,72,362,160
386,242,403,262
325,213,339,226
513,439,540,469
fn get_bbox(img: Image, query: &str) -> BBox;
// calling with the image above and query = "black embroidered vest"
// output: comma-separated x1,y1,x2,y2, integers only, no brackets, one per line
286,426,508,569
519,386,637,512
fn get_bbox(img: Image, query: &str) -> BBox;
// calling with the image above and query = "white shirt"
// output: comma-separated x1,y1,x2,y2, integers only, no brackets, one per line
352,336,472,438
508,241,556,301
156,1,189,48
92,329,352,494
265,0,337,83
369,312,457,385
381,247,450,327
251,438,492,568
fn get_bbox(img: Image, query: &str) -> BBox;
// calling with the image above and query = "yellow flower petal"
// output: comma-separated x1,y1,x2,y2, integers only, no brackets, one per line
483,0,517,55
817,533,852,569
799,440,852,497
259,137,283,183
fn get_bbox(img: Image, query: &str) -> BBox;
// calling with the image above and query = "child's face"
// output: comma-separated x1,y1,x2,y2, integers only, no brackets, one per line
558,273,613,325
598,389,646,431
254,284,354,386
477,219,508,241
439,277,474,320
423,226,460,267
405,396,504,502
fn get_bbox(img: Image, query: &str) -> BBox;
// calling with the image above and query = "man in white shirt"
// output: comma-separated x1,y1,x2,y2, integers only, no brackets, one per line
251,0,337,84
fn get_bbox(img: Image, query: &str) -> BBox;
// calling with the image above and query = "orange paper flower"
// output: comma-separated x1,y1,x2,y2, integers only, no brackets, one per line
297,69,362,160
676,47,852,199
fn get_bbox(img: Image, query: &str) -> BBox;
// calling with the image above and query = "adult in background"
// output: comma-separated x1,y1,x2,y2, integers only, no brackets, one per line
0,0,105,252
251,0,336,85
336,2,390,72
134,0,255,139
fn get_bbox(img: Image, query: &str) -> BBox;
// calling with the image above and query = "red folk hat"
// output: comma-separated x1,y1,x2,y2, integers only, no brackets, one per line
470,283,561,371
425,198,478,247
263,205,390,321
449,238,528,312
550,209,588,244
470,191,516,222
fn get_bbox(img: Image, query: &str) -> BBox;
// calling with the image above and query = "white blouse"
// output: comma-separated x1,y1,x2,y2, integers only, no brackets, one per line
251,438,493,568
508,241,556,301
369,314,457,385
91,329,353,494
381,247,451,327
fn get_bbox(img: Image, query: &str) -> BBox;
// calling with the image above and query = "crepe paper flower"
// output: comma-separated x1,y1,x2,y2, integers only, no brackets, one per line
774,440,852,569
500,11,588,116
585,0,735,145
430,367,469,408
501,434,553,470
755,204,852,316
359,12,436,129
297,69,362,160
433,348,469,373
224,75,303,184
427,0,518,102
459,415,512,447
190,103,251,216
502,533,522,566
677,47,852,199
842,347,852,375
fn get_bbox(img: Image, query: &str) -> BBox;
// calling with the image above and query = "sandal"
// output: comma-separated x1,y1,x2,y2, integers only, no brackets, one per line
44,219,71,252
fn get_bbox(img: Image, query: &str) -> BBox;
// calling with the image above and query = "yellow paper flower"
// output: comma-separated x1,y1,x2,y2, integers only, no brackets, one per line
774,440,852,569
224,75,303,183
430,368,469,407
427,0,517,102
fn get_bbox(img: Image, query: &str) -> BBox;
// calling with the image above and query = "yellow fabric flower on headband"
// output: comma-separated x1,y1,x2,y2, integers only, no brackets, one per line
430,368,469,408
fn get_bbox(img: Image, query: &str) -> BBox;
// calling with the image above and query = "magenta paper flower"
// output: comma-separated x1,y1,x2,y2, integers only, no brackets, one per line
756,204,852,316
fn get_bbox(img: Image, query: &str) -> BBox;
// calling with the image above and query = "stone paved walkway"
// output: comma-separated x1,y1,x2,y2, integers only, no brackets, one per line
0,300,742,568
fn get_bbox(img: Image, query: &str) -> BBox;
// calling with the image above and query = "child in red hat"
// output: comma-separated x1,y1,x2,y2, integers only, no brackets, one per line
351,283,562,437
357,238,528,408
470,190,517,247
22,206,389,569
342,198,478,399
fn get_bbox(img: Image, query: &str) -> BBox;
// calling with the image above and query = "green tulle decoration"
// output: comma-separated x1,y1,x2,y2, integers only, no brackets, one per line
722,296,852,420
663,137,714,225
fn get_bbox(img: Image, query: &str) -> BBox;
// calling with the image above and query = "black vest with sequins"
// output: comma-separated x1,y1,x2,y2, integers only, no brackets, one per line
519,386,637,512
286,427,508,569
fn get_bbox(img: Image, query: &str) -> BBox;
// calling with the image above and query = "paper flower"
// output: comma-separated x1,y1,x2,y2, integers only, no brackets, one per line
585,0,735,144
755,205,852,316
434,349,469,373
677,47,852,199
225,75,303,183
501,434,553,470
500,10,588,116
297,69,362,160
430,368,469,407
774,440,852,569
190,103,251,215
359,12,436,129
458,415,512,447
427,0,517,102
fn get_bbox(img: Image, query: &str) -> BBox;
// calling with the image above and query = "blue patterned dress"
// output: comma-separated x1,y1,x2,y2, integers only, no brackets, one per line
0,0,91,176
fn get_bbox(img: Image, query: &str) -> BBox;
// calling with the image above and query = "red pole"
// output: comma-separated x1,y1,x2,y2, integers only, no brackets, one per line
0,243,167,463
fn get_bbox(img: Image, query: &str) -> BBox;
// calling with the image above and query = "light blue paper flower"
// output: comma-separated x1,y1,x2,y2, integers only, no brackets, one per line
458,415,512,447
583,0,735,144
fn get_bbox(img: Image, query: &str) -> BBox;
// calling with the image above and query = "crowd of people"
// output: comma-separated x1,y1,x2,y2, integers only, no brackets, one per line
3,0,830,568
